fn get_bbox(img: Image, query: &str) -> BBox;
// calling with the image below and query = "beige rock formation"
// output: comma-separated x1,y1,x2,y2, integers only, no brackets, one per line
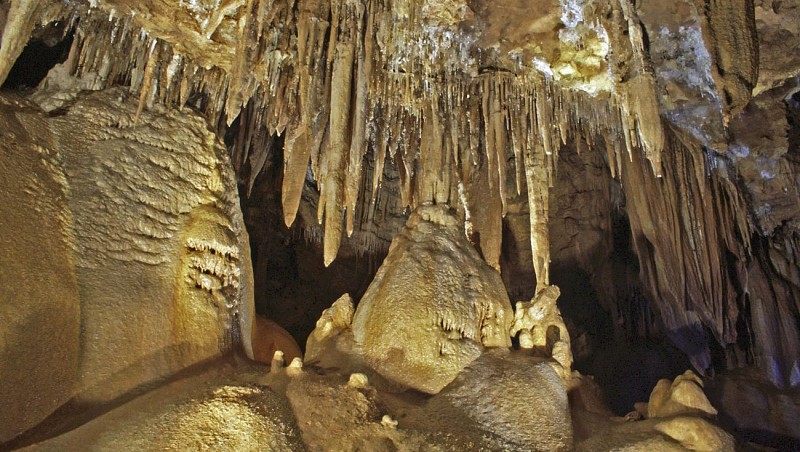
576,414,735,452
654,416,735,451
2,0,800,448
305,293,356,363
0,88,255,419
432,349,574,451
352,204,513,394
51,89,254,403
510,284,573,375
648,370,719,418
23,364,305,451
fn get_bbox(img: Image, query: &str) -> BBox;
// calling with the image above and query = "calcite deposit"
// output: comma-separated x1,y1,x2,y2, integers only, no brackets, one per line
0,89,254,442
352,204,513,394
1,0,800,449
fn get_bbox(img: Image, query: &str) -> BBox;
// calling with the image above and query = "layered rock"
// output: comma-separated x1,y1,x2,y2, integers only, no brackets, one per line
0,87,255,442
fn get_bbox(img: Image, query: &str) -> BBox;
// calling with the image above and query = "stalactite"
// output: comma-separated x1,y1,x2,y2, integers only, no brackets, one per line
319,0,357,267
344,0,370,237
6,0,689,276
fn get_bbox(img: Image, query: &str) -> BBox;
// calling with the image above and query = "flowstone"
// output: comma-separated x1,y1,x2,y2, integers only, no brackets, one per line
0,88,256,415
352,204,514,394
0,95,80,443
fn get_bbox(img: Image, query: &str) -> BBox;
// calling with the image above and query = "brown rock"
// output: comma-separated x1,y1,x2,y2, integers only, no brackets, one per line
0,95,80,443
251,316,302,366
352,204,513,394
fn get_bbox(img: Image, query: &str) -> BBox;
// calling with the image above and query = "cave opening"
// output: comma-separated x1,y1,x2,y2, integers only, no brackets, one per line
1,22,73,92
232,123,390,350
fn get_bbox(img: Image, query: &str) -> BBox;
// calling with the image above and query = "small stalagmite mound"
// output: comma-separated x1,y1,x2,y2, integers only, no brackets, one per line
352,204,514,394
251,316,302,366
647,370,719,418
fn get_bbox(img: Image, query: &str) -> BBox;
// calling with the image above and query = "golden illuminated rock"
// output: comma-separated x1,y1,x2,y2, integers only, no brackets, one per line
648,370,719,418
0,88,255,413
352,204,513,394
1,0,800,448
510,284,573,376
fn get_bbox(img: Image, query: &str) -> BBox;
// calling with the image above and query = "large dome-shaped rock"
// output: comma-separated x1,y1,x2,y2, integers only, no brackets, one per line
432,349,574,450
352,204,513,394
26,368,305,451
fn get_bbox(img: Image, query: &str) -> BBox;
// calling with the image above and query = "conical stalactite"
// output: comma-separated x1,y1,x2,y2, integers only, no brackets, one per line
317,0,360,266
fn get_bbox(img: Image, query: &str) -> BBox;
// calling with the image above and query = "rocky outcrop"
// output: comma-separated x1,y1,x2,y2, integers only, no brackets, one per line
352,204,513,394
24,366,305,451
46,89,254,403
432,349,574,451
510,284,573,377
0,88,255,437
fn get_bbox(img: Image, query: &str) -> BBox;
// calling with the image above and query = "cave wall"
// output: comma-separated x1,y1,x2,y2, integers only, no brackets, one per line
0,89,255,442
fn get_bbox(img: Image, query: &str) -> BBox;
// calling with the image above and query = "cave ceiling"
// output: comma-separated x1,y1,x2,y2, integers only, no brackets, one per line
1,0,799,387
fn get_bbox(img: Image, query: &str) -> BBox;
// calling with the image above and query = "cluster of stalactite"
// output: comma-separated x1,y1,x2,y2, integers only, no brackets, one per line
0,0,667,288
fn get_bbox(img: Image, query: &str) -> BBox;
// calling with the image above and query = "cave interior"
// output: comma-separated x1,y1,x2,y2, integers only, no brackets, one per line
1,0,799,450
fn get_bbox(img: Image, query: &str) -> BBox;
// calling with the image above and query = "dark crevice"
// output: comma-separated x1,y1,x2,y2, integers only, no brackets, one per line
1,26,74,91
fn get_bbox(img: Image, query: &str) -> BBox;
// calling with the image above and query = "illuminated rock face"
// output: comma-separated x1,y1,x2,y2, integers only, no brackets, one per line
0,89,254,439
52,89,254,404
1,0,800,447
352,204,513,394
0,95,80,444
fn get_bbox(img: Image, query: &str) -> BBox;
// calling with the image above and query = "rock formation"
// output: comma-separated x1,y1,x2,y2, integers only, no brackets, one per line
647,370,719,419
510,284,573,375
0,89,254,442
0,94,80,444
352,204,513,394
0,0,799,449
251,315,303,366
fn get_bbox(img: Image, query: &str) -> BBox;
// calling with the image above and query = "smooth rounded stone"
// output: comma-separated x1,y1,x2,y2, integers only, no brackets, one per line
352,204,514,394
432,349,574,451
576,415,734,452
648,370,718,418
0,95,81,443
25,369,304,451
